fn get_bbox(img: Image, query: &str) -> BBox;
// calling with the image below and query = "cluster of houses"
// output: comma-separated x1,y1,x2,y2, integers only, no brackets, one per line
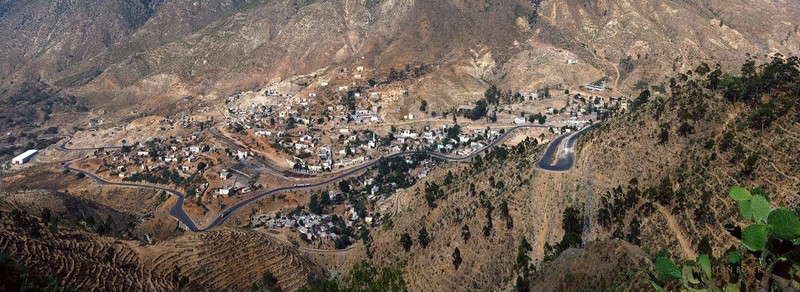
219,69,534,175
543,93,628,118
252,182,396,245
254,213,351,243
85,134,219,196
116,136,207,175
252,150,442,247
286,124,503,172
607,96,630,110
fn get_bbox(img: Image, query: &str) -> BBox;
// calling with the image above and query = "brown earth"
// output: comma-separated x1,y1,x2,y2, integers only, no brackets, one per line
1,1,800,290
0,200,324,291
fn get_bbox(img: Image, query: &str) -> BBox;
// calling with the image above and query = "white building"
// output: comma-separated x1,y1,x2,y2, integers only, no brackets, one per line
585,83,605,91
12,149,37,165
523,92,539,100
220,170,231,180
514,117,527,124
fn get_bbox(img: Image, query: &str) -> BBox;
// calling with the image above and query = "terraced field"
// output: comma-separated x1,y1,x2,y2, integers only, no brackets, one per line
142,229,325,291
0,211,172,290
0,202,323,291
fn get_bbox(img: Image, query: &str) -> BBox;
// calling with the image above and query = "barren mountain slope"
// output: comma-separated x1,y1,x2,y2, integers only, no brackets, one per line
532,0,800,90
0,0,535,115
2,0,799,121
0,0,167,86
530,239,651,291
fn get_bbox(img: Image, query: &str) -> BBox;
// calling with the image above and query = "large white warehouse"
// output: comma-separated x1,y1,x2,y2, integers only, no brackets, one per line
12,149,38,165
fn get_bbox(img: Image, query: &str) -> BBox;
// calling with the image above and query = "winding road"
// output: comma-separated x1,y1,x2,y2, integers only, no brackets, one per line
57,123,595,232
536,124,597,171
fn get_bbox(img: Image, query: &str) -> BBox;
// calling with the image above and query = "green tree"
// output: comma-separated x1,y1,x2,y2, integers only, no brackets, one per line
515,238,532,272
444,171,454,185
400,233,412,252
697,236,712,256
338,181,351,194
320,192,331,206
461,224,471,242
633,89,651,109
41,208,52,223
515,237,534,292
424,182,444,208
484,85,499,105
48,216,59,234
85,214,95,227
468,99,489,120
500,201,513,229
658,124,669,144
178,276,189,288
308,194,320,214
452,248,462,270
446,124,461,141
262,271,281,292
418,227,430,248
302,261,406,292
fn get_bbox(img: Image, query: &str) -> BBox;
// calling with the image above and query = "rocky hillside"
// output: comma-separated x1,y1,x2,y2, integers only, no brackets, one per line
0,0,533,111
2,0,797,121
534,0,800,90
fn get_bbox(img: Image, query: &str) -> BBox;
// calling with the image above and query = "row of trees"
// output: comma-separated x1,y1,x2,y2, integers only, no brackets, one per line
399,227,430,252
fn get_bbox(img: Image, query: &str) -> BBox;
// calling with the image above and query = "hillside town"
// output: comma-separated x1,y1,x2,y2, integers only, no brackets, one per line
3,61,629,251
217,66,626,178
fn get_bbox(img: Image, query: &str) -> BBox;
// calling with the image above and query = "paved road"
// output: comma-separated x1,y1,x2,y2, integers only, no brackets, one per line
56,136,121,152
59,158,201,231
536,123,597,171
57,123,594,232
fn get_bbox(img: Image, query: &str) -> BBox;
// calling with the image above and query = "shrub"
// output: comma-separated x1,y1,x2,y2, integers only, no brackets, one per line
649,186,800,291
